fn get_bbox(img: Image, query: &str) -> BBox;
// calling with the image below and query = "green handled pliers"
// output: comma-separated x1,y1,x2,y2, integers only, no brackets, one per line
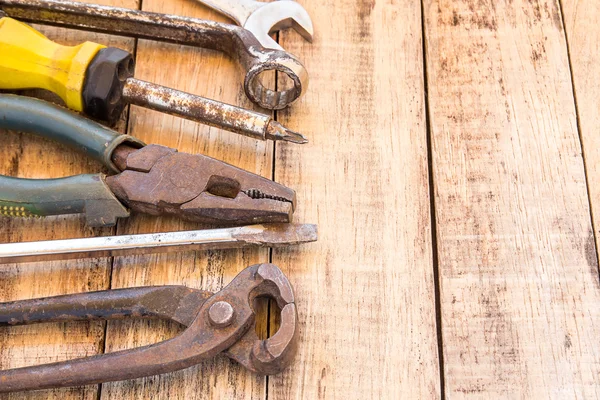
0,95,296,227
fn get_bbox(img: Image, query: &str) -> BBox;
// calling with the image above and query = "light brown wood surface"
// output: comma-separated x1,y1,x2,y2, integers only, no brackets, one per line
270,0,441,398
562,0,600,294
424,0,600,397
100,0,273,398
3,0,600,398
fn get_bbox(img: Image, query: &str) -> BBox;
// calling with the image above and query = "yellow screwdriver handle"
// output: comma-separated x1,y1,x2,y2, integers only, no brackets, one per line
0,17,105,111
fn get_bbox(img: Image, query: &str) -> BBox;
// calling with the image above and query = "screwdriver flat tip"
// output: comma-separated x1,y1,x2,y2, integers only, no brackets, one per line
233,223,318,246
266,121,309,144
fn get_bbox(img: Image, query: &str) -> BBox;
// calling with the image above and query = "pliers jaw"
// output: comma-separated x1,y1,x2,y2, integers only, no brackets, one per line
106,145,296,225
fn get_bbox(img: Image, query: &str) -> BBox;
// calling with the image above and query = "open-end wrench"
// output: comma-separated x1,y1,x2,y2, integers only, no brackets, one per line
0,0,308,109
195,0,313,51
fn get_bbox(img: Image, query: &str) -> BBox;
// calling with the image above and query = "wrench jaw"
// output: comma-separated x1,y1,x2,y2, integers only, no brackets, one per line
224,263,299,375
106,144,296,225
244,1,314,51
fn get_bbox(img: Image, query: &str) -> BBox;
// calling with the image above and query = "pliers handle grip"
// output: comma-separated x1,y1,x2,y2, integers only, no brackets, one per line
0,94,144,225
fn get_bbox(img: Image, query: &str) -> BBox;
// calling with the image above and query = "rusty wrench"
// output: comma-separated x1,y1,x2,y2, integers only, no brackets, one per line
194,0,314,51
0,0,308,110
0,264,298,392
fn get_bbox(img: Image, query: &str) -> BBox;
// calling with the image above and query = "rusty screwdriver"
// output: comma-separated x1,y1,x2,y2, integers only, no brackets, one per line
0,15,307,144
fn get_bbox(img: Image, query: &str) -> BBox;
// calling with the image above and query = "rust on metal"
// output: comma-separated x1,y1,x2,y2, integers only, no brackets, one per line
122,78,307,143
108,144,295,225
0,0,308,109
0,263,298,392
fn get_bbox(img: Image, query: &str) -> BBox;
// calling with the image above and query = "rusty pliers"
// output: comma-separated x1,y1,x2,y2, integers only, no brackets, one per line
0,263,298,392
0,95,295,227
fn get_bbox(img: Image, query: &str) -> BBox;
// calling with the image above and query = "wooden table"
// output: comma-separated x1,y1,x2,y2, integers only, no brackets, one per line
2,0,600,398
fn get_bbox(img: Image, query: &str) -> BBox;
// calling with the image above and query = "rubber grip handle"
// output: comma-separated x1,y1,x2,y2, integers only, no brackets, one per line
0,174,129,227
0,17,105,111
0,94,144,172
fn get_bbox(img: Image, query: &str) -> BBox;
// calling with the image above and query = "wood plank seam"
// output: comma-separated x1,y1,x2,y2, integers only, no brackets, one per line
98,1,274,397
556,0,600,279
420,0,446,398
98,3,141,400
424,0,600,397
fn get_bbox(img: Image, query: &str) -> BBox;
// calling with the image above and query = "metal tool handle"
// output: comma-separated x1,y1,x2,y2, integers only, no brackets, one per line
194,0,257,25
0,174,129,226
0,321,235,392
0,286,210,327
0,276,256,393
0,0,308,110
0,94,143,173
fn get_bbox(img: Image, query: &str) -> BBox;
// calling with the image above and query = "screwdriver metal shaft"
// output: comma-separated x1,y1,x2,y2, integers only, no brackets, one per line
123,79,308,143
0,224,317,263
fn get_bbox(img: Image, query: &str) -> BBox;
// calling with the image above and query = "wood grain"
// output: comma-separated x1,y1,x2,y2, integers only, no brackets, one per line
423,0,600,397
0,1,137,399
98,0,273,398
562,0,600,285
270,0,441,398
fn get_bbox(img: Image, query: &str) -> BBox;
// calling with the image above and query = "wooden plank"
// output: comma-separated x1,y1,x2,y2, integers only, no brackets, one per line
423,0,600,397
0,1,137,399
99,0,273,398
270,0,440,398
562,0,600,288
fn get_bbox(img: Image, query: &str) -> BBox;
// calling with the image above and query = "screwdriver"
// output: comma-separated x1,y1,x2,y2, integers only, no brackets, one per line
0,15,307,144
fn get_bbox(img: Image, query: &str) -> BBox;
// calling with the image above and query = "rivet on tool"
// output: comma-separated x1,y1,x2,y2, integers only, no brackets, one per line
208,301,235,328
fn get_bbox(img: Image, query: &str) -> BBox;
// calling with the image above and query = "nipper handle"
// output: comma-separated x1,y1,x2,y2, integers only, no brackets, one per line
0,286,210,327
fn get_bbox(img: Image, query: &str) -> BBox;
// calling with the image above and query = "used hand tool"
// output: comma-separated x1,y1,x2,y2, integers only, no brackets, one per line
0,94,296,227
0,263,298,392
0,223,317,263
0,0,309,110
0,16,307,144
194,0,314,51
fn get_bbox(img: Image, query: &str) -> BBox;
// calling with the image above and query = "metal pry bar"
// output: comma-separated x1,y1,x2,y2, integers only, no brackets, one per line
0,224,318,263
